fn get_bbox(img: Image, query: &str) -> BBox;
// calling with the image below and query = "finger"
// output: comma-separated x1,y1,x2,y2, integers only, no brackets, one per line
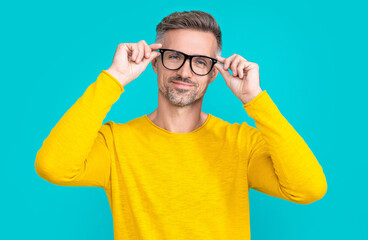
131,44,139,62
243,61,255,71
136,43,145,63
117,43,128,58
139,40,150,59
230,57,242,77
224,54,237,71
124,43,133,59
141,51,161,65
149,43,163,50
216,55,226,63
214,62,232,79
144,43,151,59
150,51,161,62
238,62,246,79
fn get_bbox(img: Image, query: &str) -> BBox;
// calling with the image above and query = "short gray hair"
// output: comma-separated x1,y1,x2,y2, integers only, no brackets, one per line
155,10,222,56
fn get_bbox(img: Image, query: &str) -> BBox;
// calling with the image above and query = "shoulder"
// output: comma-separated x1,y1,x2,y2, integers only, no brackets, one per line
101,116,146,134
211,114,262,149
210,114,254,133
209,114,257,143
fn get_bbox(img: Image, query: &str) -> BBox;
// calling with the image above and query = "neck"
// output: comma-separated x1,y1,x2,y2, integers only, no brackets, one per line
147,92,208,133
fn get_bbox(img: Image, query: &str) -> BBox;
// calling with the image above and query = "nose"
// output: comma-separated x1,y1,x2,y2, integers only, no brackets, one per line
176,58,193,79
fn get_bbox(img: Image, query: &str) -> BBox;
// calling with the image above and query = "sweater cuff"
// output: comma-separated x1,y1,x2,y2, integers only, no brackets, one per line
242,90,280,117
101,70,125,93
242,90,269,108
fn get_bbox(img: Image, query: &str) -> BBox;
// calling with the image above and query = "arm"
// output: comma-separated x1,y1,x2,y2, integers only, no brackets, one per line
239,90,327,204
35,70,124,189
35,41,161,189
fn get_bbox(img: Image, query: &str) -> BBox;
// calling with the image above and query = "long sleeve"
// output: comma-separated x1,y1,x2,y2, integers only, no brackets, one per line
239,90,327,204
35,70,124,189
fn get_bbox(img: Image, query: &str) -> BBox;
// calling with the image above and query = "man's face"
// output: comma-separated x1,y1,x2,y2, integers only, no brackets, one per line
152,29,219,107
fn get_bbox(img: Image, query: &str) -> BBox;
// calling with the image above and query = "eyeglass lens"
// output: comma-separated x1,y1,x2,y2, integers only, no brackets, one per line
163,51,213,75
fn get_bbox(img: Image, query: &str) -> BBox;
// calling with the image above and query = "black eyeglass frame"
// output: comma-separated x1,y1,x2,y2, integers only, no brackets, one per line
158,48,218,76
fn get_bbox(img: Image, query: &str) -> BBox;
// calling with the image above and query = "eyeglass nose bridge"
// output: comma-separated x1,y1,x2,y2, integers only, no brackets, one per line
177,53,195,72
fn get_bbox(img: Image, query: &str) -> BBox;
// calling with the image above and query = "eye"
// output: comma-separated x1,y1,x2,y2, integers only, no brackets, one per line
196,60,207,66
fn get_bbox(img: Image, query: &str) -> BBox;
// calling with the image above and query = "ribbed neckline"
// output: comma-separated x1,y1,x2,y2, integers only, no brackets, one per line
143,113,213,136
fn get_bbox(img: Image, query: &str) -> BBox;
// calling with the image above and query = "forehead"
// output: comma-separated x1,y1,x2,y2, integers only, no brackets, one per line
162,29,217,57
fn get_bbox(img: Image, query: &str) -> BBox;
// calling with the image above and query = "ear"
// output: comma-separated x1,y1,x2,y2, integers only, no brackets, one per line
208,65,219,84
152,56,158,74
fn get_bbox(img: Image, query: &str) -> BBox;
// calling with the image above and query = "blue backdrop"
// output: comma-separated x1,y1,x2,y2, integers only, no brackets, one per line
1,0,367,239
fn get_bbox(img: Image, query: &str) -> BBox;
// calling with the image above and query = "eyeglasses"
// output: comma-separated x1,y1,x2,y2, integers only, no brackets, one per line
158,48,218,76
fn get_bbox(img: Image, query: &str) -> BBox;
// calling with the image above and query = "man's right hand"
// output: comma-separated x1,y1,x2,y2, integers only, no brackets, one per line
105,40,162,87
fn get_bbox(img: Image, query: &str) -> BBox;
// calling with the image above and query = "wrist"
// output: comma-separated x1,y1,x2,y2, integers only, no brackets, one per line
240,89,263,105
105,68,129,87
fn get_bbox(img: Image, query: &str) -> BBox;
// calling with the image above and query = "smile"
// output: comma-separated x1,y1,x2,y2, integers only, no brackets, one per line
172,81,193,87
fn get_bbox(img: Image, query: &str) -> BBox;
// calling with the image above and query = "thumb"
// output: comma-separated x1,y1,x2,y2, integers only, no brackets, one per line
215,63,232,79
141,51,161,66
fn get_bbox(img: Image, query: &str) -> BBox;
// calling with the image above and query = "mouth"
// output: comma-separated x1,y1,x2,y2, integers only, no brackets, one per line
172,80,193,87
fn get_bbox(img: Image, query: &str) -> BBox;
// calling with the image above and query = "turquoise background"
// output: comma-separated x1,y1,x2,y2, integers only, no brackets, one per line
1,0,367,239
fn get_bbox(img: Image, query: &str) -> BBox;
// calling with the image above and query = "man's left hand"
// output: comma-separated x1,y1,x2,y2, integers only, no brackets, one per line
215,54,263,104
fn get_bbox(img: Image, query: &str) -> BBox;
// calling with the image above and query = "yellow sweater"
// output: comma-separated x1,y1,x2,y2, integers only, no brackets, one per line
35,70,327,240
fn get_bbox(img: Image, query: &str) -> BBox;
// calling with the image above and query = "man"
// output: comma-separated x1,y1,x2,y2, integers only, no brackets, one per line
35,10,327,240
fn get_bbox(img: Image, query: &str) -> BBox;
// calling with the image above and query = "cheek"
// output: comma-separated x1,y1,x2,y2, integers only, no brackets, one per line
157,72,171,88
198,79,210,93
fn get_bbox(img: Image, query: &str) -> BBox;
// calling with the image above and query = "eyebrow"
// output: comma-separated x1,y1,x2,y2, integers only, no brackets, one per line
165,48,213,58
